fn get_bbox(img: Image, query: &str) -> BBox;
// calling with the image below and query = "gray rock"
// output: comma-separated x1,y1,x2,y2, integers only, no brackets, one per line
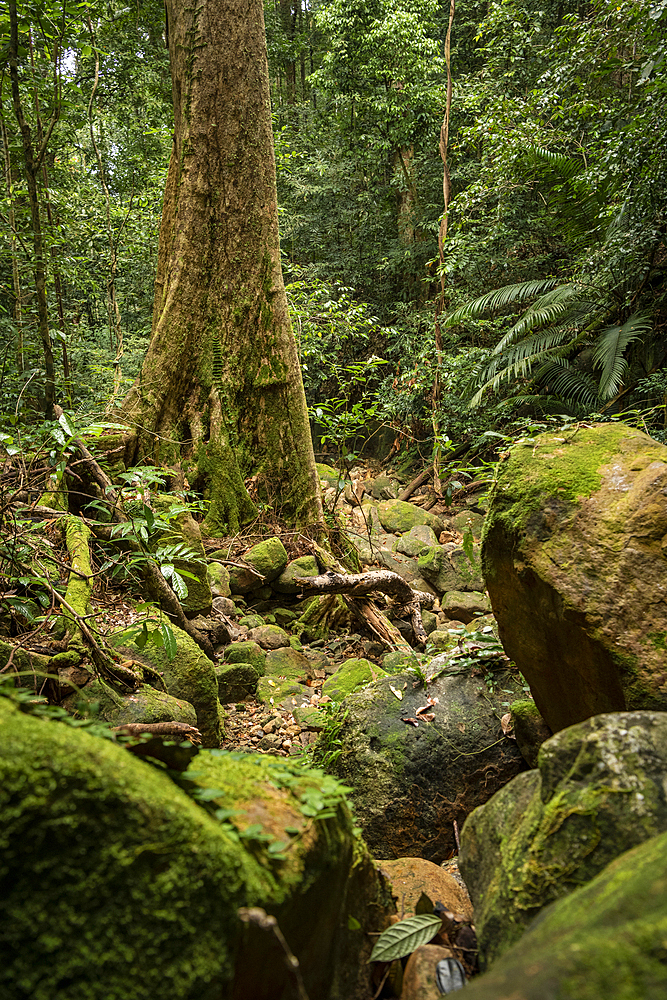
247,624,291,649
207,561,231,598
442,590,491,623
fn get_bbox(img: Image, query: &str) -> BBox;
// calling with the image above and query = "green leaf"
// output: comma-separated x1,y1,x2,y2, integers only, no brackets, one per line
347,915,362,930
369,914,442,963
170,571,189,600
161,623,177,661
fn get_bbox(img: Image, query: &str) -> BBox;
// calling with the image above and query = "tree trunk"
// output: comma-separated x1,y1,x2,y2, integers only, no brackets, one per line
121,0,323,535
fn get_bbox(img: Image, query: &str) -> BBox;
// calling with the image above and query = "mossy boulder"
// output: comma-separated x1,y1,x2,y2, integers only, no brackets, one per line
394,524,439,557
459,711,667,968
377,500,444,536
243,536,288,583
460,830,667,1000
111,618,221,747
418,544,484,594
224,640,266,673
207,561,231,597
451,510,485,538
316,462,344,488
331,669,526,862
272,555,321,594
481,423,667,732
247,624,291,649
442,590,491,623
322,658,387,702
215,663,260,703
63,677,198,729
0,697,393,1000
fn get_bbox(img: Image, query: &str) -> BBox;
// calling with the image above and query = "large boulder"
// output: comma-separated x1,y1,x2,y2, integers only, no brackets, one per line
459,830,667,1000
330,669,526,862
111,618,222,747
459,711,667,967
64,677,198,729
482,423,667,732
0,697,394,1000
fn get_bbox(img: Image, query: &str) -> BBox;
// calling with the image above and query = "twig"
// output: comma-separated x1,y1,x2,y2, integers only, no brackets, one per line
237,908,310,1000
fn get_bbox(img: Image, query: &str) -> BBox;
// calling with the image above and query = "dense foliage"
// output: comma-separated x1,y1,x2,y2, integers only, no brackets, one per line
1,0,666,465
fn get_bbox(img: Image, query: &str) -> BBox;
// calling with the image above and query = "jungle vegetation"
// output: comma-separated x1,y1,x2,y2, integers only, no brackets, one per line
1,0,666,496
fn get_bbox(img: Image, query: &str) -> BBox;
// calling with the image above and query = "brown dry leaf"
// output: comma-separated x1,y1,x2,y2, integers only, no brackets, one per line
457,722,466,733
501,713,516,738
421,712,435,722
401,717,420,727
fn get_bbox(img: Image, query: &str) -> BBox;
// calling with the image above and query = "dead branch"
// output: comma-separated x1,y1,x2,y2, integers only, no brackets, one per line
294,570,433,648
398,464,433,502
112,721,202,743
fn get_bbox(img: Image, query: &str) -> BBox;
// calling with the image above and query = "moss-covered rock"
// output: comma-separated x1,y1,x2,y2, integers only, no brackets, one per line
315,462,344,489
0,697,393,1000
215,662,260,703
459,711,667,968
224,640,266,673
272,555,320,594
510,699,552,767
442,590,491,623
394,524,439,557
111,618,221,747
460,830,667,1000
418,544,484,595
481,423,667,732
377,500,444,536
63,677,198,729
452,509,485,538
256,646,311,705
425,629,461,653
243,536,288,583
207,561,231,597
331,669,526,862
322,658,387,702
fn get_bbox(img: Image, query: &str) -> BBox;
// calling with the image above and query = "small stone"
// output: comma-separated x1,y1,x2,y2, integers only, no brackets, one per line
247,625,291,649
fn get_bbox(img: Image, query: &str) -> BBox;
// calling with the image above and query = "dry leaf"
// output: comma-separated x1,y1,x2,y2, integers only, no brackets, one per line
457,722,466,733
401,717,420,727
421,712,435,722
389,685,404,701
501,713,516,738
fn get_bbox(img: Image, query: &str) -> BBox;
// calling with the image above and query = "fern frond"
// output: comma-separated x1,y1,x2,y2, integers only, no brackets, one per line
593,311,653,399
523,146,583,182
443,277,561,329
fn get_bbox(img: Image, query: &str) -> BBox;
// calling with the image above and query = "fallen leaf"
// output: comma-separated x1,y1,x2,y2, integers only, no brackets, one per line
457,722,466,733
501,713,516,738
416,704,433,716
401,717,420,727
421,712,435,722
389,685,404,701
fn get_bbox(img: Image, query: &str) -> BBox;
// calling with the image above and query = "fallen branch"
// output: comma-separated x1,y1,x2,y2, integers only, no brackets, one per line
398,464,433,502
113,721,202,743
295,570,433,648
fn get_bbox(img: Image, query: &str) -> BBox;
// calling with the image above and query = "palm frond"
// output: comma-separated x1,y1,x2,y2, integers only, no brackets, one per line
523,146,583,182
442,277,561,329
469,341,577,406
533,358,598,409
494,283,581,349
593,310,653,399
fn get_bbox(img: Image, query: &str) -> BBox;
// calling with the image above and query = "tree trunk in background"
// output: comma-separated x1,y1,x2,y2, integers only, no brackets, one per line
121,0,323,535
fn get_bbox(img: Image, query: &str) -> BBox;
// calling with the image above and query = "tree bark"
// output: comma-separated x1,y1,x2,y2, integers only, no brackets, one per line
121,0,323,535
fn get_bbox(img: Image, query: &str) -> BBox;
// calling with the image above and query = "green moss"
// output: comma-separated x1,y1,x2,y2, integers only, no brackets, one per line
0,698,261,999
482,424,635,544
224,641,266,674
648,632,667,650
322,659,387,703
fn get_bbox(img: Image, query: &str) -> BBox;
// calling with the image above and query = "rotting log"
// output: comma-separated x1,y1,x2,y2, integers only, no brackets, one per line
294,570,433,648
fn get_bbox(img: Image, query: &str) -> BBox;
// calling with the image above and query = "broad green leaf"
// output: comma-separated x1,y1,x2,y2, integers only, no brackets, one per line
161,623,178,660
171,571,189,600
369,914,442,963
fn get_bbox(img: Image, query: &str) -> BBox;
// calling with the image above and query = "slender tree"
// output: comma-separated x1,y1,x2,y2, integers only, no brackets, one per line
121,0,323,534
